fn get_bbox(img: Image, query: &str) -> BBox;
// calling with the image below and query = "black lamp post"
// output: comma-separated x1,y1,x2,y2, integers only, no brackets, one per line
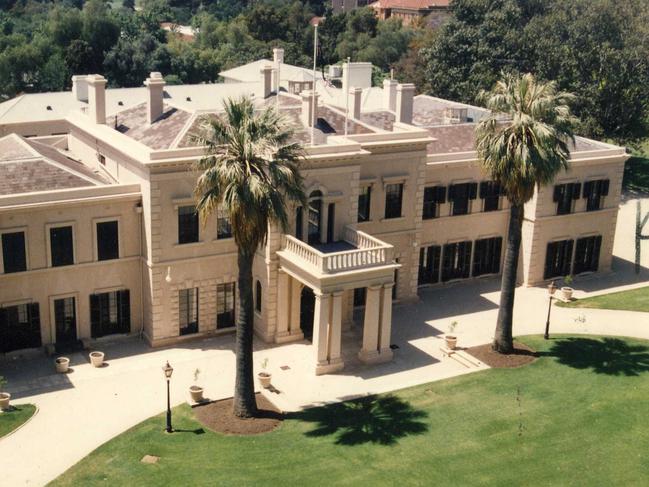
163,361,174,433
544,281,557,340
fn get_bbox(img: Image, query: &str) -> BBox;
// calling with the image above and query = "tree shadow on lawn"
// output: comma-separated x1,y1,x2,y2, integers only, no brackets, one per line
290,394,428,446
543,337,649,376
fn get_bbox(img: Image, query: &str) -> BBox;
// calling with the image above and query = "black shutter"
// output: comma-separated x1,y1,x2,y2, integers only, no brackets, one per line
492,237,502,273
435,186,446,204
432,246,441,283
571,183,581,200
29,303,41,348
90,294,100,338
462,241,472,278
469,183,478,200
441,244,453,282
564,240,574,275
544,242,557,279
574,239,586,275
583,181,593,198
553,185,563,202
479,182,488,199
119,290,131,333
448,185,456,200
0,308,8,353
473,239,484,277
601,179,609,196
592,236,602,271
418,248,426,285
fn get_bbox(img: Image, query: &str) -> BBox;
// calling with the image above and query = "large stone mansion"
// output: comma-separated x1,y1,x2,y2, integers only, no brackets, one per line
0,50,627,374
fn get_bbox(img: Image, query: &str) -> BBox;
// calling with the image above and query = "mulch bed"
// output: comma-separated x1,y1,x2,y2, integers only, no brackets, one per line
193,393,283,435
466,341,538,368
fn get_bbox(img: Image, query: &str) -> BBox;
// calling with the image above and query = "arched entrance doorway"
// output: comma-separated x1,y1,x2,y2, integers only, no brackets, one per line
300,286,315,341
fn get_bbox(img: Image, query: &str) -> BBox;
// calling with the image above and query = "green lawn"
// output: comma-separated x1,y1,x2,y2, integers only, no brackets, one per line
557,286,649,312
0,404,36,438
52,335,649,486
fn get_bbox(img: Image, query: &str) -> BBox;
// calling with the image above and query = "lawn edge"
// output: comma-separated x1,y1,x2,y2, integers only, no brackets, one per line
0,404,38,441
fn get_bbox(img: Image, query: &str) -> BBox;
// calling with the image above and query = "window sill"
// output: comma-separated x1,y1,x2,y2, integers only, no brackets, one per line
381,216,406,223
174,241,204,248
212,237,234,242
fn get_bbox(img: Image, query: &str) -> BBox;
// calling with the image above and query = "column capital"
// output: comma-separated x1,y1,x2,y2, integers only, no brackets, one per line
313,289,330,299
382,282,395,289
332,290,344,298
367,284,382,292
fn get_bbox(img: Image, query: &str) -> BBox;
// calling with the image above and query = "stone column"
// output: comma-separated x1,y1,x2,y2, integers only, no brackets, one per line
313,291,331,375
328,291,344,369
358,285,381,363
289,278,303,338
274,270,290,342
378,283,394,361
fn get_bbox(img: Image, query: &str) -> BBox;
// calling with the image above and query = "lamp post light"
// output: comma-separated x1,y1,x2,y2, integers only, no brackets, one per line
163,361,174,433
544,281,557,340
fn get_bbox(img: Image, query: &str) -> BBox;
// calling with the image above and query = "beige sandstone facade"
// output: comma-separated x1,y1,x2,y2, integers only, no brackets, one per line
0,57,628,375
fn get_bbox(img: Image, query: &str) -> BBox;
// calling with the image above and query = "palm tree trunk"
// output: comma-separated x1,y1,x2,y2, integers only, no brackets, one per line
233,248,258,418
493,203,524,354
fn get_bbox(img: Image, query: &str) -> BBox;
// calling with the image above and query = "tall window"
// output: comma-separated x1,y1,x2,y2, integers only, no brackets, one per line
96,221,119,261
179,288,199,335
384,183,403,219
442,241,472,281
217,282,235,329
50,226,74,267
418,245,441,285
327,203,335,243
90,290,130,338
480,181,502,212
544,239,574,279
472,237,502,277
583,180,609,212
217,208,232,239
358,186,371,223
553,183,581,215
178,206,199,244
574,236,602,274
448,183,477,216
2,231,26,273
255,280,262,313
308,191,322,245
295,207,303,240
0,303,41,353
422,186,446,220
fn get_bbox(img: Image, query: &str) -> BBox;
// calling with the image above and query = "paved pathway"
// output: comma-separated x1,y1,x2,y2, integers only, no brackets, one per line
1,198,648,486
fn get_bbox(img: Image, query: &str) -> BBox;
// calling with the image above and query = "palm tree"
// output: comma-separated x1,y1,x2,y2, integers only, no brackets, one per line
193,96,306,417
476,73,577,353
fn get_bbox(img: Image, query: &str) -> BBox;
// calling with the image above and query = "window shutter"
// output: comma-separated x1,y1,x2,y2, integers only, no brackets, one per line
601,179,609,196
553,185,563,202
493,237,502,273
424,187,434,203
0,308,8,353
462,242,472,278
469,183,478,200
593,235,602,271
583,181,593,198
544,242,556,279
90,294,100,338
119,290,131,333
441,244,453,282
432,246,441,283
564,240,574,275
574,239,586,274
448,185,456,200
571,183,581,200
479,182,488,199
29,303,41,348
435,186,446,204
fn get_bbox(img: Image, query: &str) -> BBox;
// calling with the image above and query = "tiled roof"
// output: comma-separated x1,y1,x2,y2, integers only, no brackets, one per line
114,103,193,150
0,134,106,195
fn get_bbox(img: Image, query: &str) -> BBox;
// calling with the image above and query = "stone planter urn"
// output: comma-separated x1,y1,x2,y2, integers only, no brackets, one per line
445,335,458,350
561,287,574,301
258,372,272,389
0,392,11,410
55,357,70,374
89,351,105,368
189,385,204,403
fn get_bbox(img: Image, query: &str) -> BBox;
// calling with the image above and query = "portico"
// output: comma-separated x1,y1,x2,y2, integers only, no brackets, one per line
276,226,399,375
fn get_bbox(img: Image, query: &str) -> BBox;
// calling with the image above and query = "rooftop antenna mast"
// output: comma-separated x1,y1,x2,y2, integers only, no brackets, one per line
311,23,318,146
344,56,350,137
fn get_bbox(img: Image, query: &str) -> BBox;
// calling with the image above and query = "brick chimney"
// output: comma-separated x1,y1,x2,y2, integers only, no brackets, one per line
301,90,319,128
261,65,273,98
383,78,397,112
396,83,415,125
144,72,166,124
86,74,107,124
349,87,362,119
72,75,88,102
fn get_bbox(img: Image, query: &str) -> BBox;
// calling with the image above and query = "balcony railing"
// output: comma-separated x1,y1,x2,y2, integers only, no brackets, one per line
281,226,394,274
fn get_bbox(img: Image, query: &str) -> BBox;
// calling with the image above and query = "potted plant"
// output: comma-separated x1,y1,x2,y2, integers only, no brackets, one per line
89,351,105,368
189,368,204,403
0,376,10,411
561,275,574,301
258,358,272,389
55,357,70,374
445,321,458,350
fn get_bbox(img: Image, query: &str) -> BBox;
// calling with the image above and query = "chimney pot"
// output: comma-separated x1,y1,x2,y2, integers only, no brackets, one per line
86,74,107,124
144,72,166,124
396,83,415,125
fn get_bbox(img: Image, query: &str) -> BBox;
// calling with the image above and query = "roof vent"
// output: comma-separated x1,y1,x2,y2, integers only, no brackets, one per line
186,96,192,102
118,101,124,106
46,105,52,111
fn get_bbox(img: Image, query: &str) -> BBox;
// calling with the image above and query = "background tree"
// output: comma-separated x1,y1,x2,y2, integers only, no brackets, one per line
476,73,577,353
193,97,305,417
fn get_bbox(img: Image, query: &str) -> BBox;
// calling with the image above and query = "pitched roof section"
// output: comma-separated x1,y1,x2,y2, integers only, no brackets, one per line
372,0,449,9
114,103,193,150
219,60,323,84
0,134,106,195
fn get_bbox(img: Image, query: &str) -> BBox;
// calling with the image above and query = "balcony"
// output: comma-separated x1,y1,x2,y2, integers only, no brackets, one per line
277,226,398,290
